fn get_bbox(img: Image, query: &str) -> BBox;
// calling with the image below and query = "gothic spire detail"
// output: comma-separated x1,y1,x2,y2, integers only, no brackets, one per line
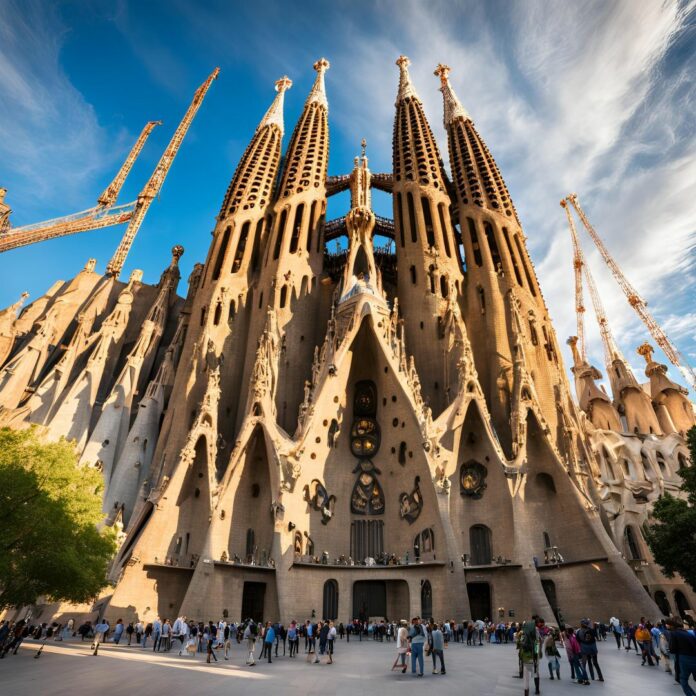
395,55,420,104
434,63,470,126
306,58,330,110
259,76,293,135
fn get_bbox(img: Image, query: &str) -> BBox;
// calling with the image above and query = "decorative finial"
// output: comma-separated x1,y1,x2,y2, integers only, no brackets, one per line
434,63,470,126
361,138,367,159
307,58,330,110
171,244,184,263
395,55,420,104
83,258,97,273
637,342,655,365
259,76,293,135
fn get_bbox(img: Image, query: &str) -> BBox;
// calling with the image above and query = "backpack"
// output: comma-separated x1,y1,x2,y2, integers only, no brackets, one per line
249,623,258,637
579,628,594,644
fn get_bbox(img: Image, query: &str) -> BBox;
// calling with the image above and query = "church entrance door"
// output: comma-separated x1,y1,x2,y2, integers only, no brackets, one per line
241,581,265,623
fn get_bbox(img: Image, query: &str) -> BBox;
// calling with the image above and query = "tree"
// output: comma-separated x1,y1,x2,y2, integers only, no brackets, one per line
0,427,116,609
644,426,696,591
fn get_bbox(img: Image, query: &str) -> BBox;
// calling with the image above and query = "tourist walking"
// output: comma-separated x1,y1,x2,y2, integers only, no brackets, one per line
666,616,696,696
113,618,124,644
243,620,257,665
609,616,622,649
542,632,560,680
391,620,409,673
517,618,541,695
409,616,426,677
326,621,336,664
562,626,589,685
577,619,603,681
263,622,275,663
92,619,109,656
430,622,446,675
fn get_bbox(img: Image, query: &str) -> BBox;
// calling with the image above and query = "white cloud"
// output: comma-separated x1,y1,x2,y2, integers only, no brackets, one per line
0,0,124,221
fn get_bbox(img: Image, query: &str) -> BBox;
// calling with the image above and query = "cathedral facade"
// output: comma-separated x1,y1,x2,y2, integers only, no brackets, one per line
1,57,694,626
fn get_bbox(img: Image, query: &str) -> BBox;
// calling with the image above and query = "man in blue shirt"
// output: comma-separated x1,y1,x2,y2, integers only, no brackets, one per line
263,622,275,663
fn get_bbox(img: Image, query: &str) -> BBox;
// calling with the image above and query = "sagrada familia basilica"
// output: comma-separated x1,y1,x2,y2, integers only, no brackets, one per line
0,57,693,626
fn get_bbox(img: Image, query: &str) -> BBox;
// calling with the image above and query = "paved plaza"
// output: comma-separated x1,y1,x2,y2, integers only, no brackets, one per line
2,636,688,695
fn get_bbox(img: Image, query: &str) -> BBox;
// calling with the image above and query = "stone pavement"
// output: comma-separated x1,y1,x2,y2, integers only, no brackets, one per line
2,636,688,695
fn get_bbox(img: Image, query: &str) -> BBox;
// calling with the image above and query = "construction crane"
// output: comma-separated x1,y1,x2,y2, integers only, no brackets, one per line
0,121,159,253
106,67,219,277
565,193,696,391
560,199,587,361
97,120,161,207
561,197,625,374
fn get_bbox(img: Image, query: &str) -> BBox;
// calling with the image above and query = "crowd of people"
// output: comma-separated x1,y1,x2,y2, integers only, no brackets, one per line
1,611,695,695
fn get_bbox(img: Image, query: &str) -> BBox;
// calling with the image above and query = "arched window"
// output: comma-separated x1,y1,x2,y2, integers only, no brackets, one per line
640,451,653,476
289,203,304,253
678,452,689,470
603,447,616,479
440,275,449,298
396,193,405,247
438,204,451,257
211,226,231,281
536,473,556,494
421,580,433,620
502,227,523,286
428,265,436,293
469,525,492,566
410,265,417,285
483,221,502,272
407,192,418,243
213,301,222,326
231,220,250,273
654,591,671,616
543,531,551,549
467,218,483,266
624,525,641,560
421,196,435,248
674,590,691,618
322,580,338,620
245,528,255,560
273,209,287,260
279,285,288,309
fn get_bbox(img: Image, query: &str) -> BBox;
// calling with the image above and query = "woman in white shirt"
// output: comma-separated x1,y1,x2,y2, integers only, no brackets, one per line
391,620,409,673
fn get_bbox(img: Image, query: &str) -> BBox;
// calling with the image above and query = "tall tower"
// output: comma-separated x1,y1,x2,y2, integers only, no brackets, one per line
392,56,464,415
246,59,331,433
436,64,564,455
150,77,291,485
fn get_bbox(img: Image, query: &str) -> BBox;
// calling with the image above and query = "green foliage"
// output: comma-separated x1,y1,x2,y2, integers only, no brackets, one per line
644,426,696,591
0,427,116,609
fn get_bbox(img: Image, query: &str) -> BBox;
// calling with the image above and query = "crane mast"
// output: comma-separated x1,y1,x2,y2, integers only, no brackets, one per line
567,193,696,391
97,120,162,207
106,68,220,278
560,198,586,361
562,197,624,374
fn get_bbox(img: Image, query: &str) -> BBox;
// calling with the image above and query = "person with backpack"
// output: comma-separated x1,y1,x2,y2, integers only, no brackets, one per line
542,631,560,680
666,616,696,696
262,621,275,663
517,617,541,696
576,619,603,681
409,616,426,677
562,626,589,685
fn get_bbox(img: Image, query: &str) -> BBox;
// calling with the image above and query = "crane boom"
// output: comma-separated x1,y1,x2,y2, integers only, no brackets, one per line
106,68,220,277
97,120,162,207
0,201,136,253
567,193,696,391
562,197,624,374
560,199,586,361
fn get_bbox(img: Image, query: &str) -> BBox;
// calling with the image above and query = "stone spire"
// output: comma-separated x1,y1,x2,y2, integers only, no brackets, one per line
306,58,330,110
395,55,420,104
258,76,292,135
434,63,470,126
217,78,289,220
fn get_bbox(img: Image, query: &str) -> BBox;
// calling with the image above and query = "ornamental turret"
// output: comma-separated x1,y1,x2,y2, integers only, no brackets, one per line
247,59,331,433
392,56,464,415
437,63,565,455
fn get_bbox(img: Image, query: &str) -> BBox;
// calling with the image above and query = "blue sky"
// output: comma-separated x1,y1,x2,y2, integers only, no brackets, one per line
1,0,694,392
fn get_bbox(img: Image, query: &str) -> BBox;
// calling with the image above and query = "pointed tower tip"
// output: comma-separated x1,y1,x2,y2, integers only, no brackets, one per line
258,76,292,134
395,55,420,104
171,244,184,264
307,58,330,109
434,63,470,125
